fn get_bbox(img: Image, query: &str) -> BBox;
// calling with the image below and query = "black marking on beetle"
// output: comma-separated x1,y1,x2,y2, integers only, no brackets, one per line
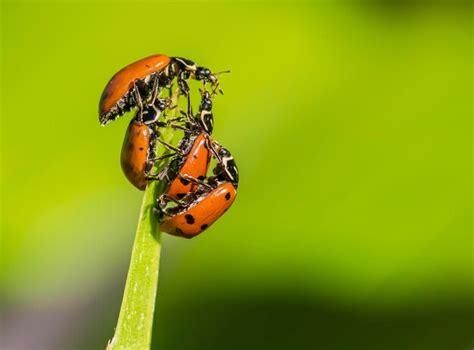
101,89,109,100
197,176,205,181
175,228,184,236
139,147,144,151
180,178,190,185
185,214,195,224
225,192,231,200
177,193,185,199
201,224,208,230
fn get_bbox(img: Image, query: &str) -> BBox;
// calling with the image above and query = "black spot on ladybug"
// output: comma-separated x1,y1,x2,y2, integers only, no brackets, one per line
175,228,184,236
193,155,198,159
139,147,144,151
225,192,231,200
197,176,205,181
180,178,190,185
185,214,195,224
177,193,185,199
201,224,208,230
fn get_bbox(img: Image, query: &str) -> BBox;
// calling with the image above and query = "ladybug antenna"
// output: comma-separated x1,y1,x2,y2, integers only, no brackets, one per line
215,70,231,76
208,70,230,95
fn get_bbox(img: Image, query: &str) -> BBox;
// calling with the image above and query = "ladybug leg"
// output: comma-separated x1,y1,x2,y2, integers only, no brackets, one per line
166,115,185,123
169,123,193,133
155,164,172,182
132,82,144,122
155,138,185,155
149,74,161,105
159,194,185,206
154,205,177,220
145,153,176,179
178,174,213,190
155,194,188,217
151,116,192,133
179,109,198,126
177,77,194,123
147,152,176,164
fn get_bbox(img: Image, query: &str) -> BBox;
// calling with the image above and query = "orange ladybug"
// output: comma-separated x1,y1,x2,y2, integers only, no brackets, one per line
159,182,237,238
163,133,212,199
157,142,239,238
99,54,171,125
98,55,224,125
120,99,172,190
120,119,153,190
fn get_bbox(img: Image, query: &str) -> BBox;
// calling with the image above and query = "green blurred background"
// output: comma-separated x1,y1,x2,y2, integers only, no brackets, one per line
1,0,472,349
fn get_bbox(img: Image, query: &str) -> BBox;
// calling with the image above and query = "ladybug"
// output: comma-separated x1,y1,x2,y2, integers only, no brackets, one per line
98,55,224,125
170,57,226,110
169,88,215,135
159,182,237,238
160,133,212,199
157,142,239,238
120,98,174,190
155,88,217,198
120,87,216,191
99,54,170,125
121,119,154,190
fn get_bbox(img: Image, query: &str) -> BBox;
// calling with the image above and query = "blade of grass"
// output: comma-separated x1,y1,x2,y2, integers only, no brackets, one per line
106,90,179,350
106,178,164,350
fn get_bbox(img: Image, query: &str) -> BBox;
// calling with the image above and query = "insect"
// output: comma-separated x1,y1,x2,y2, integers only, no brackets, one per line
157,141,239,238
98,55,224,125
161,133,212,199
99,54,170,125
155,88,217,198
120,98,173,190
119,83,217,191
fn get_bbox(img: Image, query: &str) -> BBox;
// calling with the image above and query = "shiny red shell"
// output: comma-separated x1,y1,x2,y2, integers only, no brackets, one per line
167,133,211,200
160,182,237,238
120,120,151,190
99,54,171,116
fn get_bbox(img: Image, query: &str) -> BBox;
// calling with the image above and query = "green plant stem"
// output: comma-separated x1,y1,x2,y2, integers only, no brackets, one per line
107,91,179,350
106,179,164,350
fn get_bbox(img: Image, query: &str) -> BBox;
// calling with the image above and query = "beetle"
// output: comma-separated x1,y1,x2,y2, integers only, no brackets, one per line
98,55,225,125
99,54,170,125
159,182,237,238
161,133,212,199
119,87,215,191
120,98,174,190
154,88,217,197
157,142,239,238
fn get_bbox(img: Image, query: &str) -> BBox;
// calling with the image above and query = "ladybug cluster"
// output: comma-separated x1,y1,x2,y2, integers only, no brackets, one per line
99,54,238,239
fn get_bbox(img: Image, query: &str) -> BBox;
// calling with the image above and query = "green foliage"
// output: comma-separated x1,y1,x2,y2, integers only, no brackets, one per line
106,179,163,350
1,2,471,349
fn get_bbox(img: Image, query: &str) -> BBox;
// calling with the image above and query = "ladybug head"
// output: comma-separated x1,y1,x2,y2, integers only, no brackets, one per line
199,90,213,111
195,67,213,82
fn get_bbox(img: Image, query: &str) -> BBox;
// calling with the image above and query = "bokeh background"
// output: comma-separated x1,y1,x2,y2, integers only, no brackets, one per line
1,0,472,349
